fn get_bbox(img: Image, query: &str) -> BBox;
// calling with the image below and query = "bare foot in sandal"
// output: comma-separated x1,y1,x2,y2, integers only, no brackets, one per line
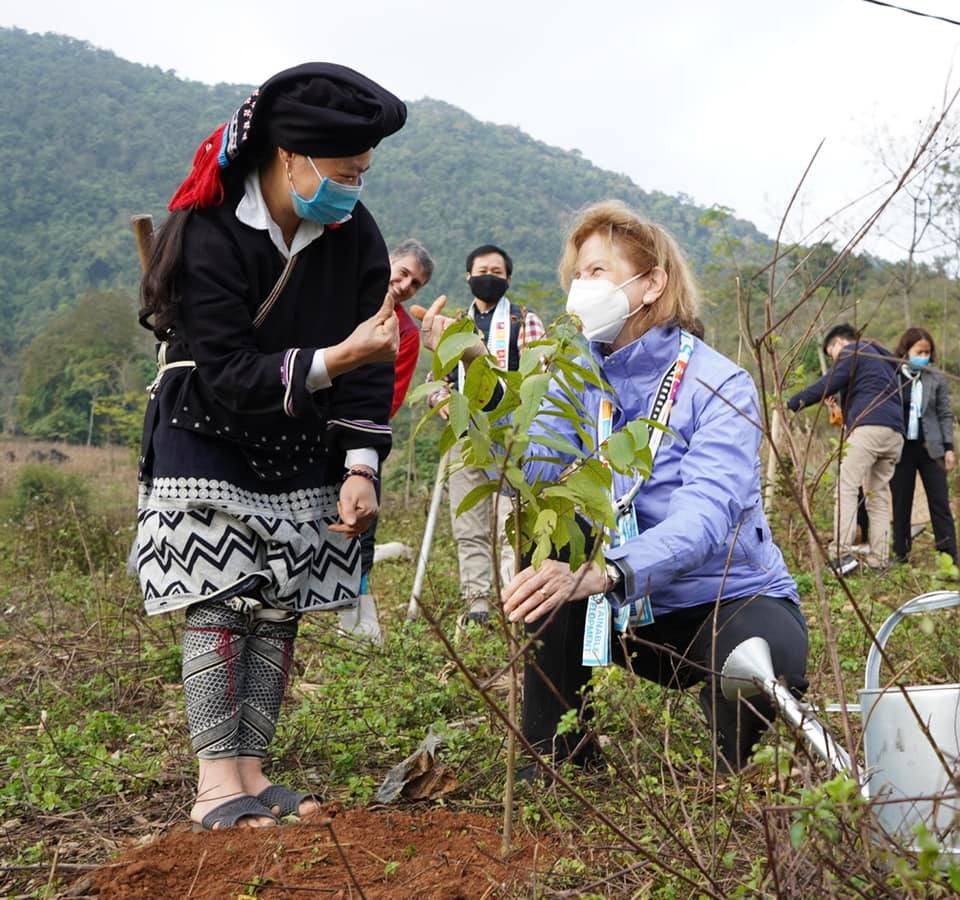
238,757,323,818
192,760,277,829
191,794,278,831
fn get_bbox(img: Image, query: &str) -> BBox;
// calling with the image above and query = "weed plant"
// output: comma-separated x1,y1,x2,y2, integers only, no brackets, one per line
3,435,960,897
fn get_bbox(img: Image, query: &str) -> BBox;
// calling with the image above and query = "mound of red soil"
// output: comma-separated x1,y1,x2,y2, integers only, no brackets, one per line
85,807,552,899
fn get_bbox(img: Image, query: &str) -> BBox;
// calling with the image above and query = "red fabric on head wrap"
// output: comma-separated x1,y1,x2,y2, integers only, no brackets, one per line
168,124,227,211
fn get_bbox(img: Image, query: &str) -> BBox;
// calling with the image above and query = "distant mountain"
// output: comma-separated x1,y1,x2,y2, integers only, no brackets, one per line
6,27,954,443
0,28,770,345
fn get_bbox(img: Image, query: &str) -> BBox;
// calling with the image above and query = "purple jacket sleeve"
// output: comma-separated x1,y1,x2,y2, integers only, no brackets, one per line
605,370,762,604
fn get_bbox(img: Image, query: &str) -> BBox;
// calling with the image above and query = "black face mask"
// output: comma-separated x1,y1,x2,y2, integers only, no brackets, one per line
468,274,508,304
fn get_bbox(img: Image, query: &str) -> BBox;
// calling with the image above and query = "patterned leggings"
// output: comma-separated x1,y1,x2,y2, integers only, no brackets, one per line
181,598,300,759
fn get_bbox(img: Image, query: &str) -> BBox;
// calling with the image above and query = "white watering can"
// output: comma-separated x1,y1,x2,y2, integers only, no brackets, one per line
721,590,960,852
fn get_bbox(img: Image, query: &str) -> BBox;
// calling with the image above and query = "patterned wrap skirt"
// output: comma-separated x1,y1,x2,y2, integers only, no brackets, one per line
137,476,360,617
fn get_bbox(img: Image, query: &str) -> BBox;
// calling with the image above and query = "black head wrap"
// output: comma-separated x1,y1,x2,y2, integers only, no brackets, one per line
169,62,406,211
264,64,406,157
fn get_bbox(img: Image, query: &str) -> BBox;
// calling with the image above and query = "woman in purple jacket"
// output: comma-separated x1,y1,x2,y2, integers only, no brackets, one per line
501,201,806,772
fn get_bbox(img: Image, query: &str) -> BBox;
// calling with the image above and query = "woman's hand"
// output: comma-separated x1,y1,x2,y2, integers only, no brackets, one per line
330,470,379,537
502,559,608,624
327,295,399,377
945,449,956,472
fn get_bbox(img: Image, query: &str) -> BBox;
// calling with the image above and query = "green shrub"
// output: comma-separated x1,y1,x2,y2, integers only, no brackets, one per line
2,463,126,572
7,463,90,521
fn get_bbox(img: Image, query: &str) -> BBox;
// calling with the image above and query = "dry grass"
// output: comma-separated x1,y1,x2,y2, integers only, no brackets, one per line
0,435,136,513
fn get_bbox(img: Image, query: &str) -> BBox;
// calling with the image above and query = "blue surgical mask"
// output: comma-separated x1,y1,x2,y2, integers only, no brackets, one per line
908,355,930,368
289,157,363,225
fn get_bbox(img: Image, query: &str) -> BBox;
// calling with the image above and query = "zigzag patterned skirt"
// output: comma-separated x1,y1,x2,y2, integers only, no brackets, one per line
137,476,360,616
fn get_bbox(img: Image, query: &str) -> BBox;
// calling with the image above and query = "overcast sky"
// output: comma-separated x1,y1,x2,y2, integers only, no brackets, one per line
6,0,960,259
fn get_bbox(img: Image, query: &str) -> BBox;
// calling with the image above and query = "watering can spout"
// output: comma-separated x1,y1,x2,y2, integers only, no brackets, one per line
720,635,857,779
720,636,776,701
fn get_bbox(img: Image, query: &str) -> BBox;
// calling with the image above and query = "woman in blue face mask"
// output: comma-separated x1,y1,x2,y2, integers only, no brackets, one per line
136,63,406,832
890,326,958,565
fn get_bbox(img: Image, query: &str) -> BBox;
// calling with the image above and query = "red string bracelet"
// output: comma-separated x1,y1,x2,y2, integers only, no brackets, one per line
343,467,378,486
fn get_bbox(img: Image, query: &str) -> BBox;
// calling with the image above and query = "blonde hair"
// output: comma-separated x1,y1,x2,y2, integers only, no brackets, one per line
558,200,700,332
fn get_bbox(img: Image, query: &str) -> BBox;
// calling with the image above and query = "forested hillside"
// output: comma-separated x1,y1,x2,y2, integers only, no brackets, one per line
0,28,770,335
0,28,772,426
3,26,959,443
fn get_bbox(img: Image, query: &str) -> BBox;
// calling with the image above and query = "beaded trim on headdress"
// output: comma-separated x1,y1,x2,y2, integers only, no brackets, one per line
219,88,259,168
168,87,260,212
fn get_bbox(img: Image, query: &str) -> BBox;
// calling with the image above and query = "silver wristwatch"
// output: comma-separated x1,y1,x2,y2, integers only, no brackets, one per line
604,561,623,593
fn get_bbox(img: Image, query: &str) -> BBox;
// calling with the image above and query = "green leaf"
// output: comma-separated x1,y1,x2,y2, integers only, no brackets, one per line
438,333,482,369
789,820,806,849
625,418,651,450
447,390,470,437
437,426,459,456
948,863,960,891
498,369,524,390
487,391,521,422
513,373,552,434
405,381,439,406
455,481,500,516
564,460,614,524
505,465,536,505
519,345,548,376
430,318,480,379
603,430,636,471
468,429,492,462
462,356,500,408
533,508,558,537
553,355,608,391
566,523,587,572
531,534,552,569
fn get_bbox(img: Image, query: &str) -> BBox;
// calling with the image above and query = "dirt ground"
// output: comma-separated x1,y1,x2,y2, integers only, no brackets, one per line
77,806,553,899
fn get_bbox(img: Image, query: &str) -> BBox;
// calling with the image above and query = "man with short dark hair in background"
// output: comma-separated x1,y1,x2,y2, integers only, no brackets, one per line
428,244,546,626
787,323,904,574
337,239,434,643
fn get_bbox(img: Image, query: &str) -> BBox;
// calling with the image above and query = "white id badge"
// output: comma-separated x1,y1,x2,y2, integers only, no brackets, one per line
613,604,630,632
630,596,654,627
582,594,612,667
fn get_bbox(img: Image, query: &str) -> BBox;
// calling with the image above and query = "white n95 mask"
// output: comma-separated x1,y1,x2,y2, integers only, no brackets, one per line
565,271,645,343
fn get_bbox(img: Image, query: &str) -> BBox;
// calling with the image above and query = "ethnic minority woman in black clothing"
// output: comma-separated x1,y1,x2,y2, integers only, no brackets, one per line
889,326,958,565
137,64,406,830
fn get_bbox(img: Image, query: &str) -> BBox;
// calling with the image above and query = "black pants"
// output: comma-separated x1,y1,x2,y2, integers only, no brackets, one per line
890,440,958,563
523,594,808,770
359,515,378,576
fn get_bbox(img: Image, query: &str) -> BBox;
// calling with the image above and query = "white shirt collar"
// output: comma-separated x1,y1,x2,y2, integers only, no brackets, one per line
236,172,326,260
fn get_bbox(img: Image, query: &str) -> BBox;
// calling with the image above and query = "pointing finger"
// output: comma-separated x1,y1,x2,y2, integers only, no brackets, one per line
424,294,448,320
410,294,448,322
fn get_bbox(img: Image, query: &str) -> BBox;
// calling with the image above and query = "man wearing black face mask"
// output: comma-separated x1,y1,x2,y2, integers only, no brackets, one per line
427,244,546,626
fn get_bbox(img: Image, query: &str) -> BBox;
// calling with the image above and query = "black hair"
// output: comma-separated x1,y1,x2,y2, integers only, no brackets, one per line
894,326,936,363
822,323,858,355
139,149,268,339
465,244,512,277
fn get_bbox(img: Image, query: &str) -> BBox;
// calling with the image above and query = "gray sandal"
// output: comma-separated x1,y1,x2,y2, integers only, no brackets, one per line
257,784,322,818
192,795,277,831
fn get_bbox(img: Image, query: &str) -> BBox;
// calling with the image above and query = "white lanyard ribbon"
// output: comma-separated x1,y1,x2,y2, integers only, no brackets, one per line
901,365,923,441
582,329,695,667
458,295,510,386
